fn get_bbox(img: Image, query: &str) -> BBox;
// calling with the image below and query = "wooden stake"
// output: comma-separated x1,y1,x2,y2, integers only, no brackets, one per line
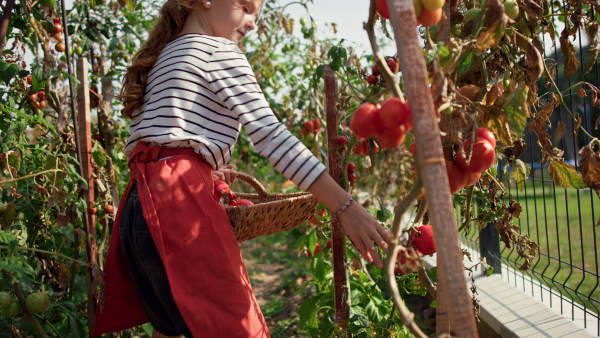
385,0,478,336
324,65,348,331
76,58,98,330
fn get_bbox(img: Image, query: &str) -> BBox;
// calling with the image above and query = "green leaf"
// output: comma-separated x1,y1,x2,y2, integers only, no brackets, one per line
311,256,326,283
92,143,107,167
503,83,529,136
299,296,320,329
0,230,17,244
548,159,587,189
511,159,530,192
457,51,474,78
0,61,20,85
376,199,390,222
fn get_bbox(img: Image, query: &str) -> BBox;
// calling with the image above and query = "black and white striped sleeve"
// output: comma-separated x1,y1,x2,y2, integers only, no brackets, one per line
207,43,326,191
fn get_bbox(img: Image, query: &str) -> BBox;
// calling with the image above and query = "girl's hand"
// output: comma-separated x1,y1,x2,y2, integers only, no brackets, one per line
337,201,390,269
212,164,237,186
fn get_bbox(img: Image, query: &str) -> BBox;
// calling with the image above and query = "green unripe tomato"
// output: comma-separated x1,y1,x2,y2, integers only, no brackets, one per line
0,298,21,318
74,46,84,55
464,8,482,22
306,131,315,142
504,0,519,19
39,0,57,8
117,42,126,51
300,17,307,26
414,0,422,18
0,292,10,308
25,292,50,314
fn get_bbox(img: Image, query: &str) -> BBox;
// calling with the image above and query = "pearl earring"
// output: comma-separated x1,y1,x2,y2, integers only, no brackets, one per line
205,1,211,7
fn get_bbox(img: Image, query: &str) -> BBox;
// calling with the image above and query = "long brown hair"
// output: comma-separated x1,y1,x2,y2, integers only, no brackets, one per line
119,0,199,119
119,0,261,119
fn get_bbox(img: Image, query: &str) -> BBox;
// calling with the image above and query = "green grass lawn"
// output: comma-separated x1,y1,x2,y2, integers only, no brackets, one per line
462,171,600,313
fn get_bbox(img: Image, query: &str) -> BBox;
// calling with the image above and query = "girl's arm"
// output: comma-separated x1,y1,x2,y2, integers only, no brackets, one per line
307,172,390,269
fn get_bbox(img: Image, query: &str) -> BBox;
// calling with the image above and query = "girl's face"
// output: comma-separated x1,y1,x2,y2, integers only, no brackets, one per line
204,0,263,43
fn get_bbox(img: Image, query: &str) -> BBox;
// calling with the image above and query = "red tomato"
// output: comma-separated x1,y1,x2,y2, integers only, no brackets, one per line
417,7,442,27
386,58,399,73
378,97,410,129
351,103,379,139
307,243,322,257
313,118,321,131
366,74,378,85
104,204,115,214
446,160,467,194
372,64,380,76
53,24,63,34
465,172,481,187
318,208,328,217
232,199,254,206
376,0,391,19
377,125,406,149
347,161,356,173
476,127,497,148
27,75,32,84
411,224,436,255
29,93,38,102
300,126,308,136
326,239,333,249
52,18,61,24
337,136,348,146
348,172,357,186
455,139,496,174
304,120,314,132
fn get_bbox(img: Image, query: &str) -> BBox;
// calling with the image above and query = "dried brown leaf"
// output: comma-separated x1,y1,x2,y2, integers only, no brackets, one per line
521,0,543,19
555,121,567,143
525,41,544,84
578,87,587,98
578,143,600,197
559,29,580,79
476,0,507,49
35,183,49,196
584,22,600,76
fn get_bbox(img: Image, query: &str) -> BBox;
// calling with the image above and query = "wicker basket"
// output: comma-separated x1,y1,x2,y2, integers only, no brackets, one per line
225,173,319,241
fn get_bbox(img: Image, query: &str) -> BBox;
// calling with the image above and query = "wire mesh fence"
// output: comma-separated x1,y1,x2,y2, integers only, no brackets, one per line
460,2,599,335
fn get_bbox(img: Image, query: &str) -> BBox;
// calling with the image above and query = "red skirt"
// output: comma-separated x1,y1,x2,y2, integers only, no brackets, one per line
92,142,269,337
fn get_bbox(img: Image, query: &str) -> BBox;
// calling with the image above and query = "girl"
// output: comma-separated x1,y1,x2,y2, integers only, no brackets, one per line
92,0,391,337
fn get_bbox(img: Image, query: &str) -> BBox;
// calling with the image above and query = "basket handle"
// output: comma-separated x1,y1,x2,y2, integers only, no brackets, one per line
235,172,269,197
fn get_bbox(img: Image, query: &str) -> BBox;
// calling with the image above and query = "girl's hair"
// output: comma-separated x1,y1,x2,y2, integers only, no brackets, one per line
119,0,257,119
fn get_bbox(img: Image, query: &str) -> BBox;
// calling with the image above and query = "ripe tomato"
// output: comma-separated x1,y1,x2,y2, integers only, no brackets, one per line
378,97,410,129
232,199,254,206
300,126,308,136
455,139,496,174
304,120,314,132
465,172,481,187
26,75,33,85
386,58,399,73
377,125,406,149
376,0,391,19
52,18,61,24
307,243,322,257
347,161,356,173
312,118,321,131
38,99,48,108
318,208,328,217
88,206,98,215
366,74,378,85
53,24,62,34
308,214,319,226
104,204,115,214
394,246,421,274
337,136,348,147
55,42,66,53
417,7,442,27
371,65,380,76
411,224,436,255
25,292,50,314
351,103,379,139
476,127,497,148
348,172,357,186
446,160,467,194
29,93,38,102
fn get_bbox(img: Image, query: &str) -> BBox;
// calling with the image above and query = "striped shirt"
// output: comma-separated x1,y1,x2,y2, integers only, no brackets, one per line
124,34,326,190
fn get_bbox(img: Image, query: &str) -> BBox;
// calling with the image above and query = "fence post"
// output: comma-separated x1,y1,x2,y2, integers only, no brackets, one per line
480,222,501,274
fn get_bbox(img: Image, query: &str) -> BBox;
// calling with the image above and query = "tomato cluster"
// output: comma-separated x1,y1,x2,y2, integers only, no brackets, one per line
28,90,48,110
376,0,444,27
299,118,322,142
366,57,399,86
350,97,412,150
